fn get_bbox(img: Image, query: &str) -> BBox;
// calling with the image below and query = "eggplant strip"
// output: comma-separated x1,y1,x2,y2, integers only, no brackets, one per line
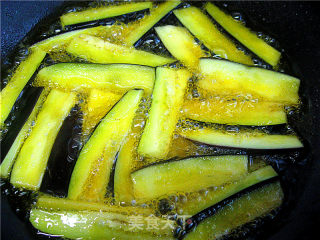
184,182,283,240
198,58,300,104
138,67,190,159
182,97,287,126
123,1,181,46
114,132,138,204
66,34,175,67
205,3,281,67
30,209,175,240
68,90,143,202
10,90,76,190
60,2,153,27
176,166,278,216
179,126,303,149
31,25,117,52
34,63,155,95
0,89,49,179
0,48,46,125
82,89,123,137
155,25,206,70
36,195,153,215
173,7,253,65
131,155,248,202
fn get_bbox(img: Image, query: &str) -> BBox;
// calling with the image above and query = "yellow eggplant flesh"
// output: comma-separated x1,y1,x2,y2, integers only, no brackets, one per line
184,182,284,240
198,58,300,104
180,126,303,149
131,155,248,202
155,25,205,70
122,1,181,46
31,25,116,52
138,67,190,159
30,209,175,240
36,195,153,215
0,90,49,179
114,132,139,204
182,97,287,126
60,2,153,27
82,89,123,137
66,34,175,67
34,63,155,95
205,3,281,67
0,48,46,125
68,90,143,202
173,6,253,65
176,166,278,216
10,90,76,190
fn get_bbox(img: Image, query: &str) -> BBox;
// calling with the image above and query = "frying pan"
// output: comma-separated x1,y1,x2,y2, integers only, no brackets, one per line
1,1,320,240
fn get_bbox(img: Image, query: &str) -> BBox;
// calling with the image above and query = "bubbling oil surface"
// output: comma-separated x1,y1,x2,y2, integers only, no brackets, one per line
0,1,308,240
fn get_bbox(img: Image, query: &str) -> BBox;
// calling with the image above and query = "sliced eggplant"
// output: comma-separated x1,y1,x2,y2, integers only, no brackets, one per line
82,89,123,137
131,155,248,202
176,166,278,215
0,48,46,125
30,209,175,240
173,7,253,65
10,90,76,190
179,125,303,149
182,97,287,126
31,25,115,52
198,58,300,104
205,3,281,67
34,63,155,95
184,182,283,240
0,89,49,179
36,194,153,215
138,67,190,159
60,2,153,27
68,90,143,202
123,1,181,45
114,132,138,204
66,34,175,67
155,25,205,69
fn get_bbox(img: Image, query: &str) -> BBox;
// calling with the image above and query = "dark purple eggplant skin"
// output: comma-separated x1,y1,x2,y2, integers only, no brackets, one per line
1,1,320,240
